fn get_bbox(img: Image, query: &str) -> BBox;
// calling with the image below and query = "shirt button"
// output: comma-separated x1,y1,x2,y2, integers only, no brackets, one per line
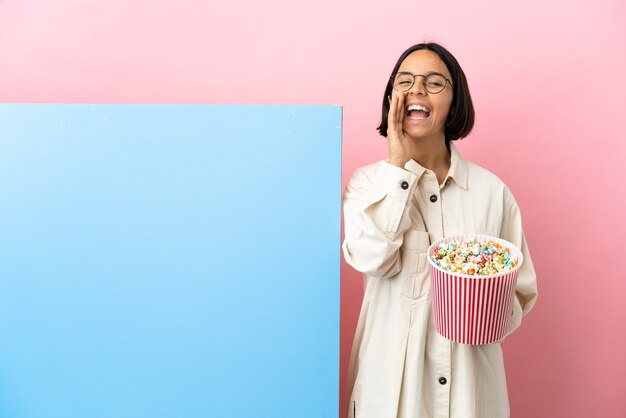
430,194,438,203
400,181,409,190
438,377,447,385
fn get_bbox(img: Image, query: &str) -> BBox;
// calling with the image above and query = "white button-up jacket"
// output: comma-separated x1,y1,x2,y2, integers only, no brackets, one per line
342,143,538,418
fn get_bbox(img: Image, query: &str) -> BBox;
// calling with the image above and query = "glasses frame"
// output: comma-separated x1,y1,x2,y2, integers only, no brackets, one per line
391,71,453,94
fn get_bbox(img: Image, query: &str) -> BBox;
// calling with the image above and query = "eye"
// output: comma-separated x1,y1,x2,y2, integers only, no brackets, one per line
394,74,414,89
425,75,446,87
424,74,446,87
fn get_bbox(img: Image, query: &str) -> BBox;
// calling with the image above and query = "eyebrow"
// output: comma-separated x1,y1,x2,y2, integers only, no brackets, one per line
397,70,447,77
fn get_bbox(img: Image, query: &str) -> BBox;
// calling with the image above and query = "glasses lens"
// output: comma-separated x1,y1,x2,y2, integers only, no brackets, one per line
424,74,447,93
393,73,414,91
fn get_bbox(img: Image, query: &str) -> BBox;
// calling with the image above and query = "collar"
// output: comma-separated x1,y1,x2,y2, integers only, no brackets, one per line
446,142,469,190
402,142,469,190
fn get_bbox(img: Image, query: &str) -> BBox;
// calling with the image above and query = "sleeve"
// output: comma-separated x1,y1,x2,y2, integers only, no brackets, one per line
341,162,418,279
500,187,538,336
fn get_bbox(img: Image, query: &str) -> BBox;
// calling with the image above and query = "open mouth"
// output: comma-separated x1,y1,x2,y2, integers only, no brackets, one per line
406,104,431,120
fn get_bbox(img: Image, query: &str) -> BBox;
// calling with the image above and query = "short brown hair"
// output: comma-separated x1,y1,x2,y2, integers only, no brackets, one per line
377,42,475,148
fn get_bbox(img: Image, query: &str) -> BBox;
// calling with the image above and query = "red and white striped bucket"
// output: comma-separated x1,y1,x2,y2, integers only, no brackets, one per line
427,235,523,345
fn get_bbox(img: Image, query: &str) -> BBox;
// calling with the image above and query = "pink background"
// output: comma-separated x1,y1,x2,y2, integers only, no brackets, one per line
1,1,625,417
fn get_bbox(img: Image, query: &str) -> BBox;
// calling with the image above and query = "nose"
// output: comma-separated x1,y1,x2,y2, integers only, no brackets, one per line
409,75,427,95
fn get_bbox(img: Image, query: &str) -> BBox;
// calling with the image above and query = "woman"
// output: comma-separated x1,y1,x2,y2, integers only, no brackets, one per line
342,42,538,418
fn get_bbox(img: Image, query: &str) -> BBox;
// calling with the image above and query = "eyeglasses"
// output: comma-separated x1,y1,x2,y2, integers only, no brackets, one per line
391,72,453,94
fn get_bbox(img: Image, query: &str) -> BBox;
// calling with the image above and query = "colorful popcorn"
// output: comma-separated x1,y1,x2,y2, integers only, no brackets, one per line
430,238,519,276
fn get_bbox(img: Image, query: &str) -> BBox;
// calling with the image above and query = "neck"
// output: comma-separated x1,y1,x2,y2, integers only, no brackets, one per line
407,134,451,184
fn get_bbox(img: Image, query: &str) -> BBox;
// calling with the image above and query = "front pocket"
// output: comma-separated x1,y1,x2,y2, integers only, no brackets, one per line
402,229,430,251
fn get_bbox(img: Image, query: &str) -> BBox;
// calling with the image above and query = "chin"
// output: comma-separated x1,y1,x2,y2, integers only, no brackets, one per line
404,127,431,139
404,127,446,143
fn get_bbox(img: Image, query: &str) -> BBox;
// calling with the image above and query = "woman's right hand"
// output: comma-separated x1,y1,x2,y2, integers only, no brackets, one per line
387,89,411,168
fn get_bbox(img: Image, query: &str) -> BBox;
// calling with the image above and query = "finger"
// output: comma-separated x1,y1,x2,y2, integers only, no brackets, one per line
393,89,404,129
394,90,404,131
396,93,406,129
388,90,397,132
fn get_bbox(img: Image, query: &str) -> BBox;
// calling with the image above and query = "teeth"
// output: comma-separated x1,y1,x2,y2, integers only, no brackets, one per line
407,104,430,112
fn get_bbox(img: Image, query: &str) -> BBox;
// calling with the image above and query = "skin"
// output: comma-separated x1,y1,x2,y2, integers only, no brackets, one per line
387,50,454,184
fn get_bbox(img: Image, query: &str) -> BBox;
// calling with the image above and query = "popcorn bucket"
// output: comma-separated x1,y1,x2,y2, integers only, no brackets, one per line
427,234,523,345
